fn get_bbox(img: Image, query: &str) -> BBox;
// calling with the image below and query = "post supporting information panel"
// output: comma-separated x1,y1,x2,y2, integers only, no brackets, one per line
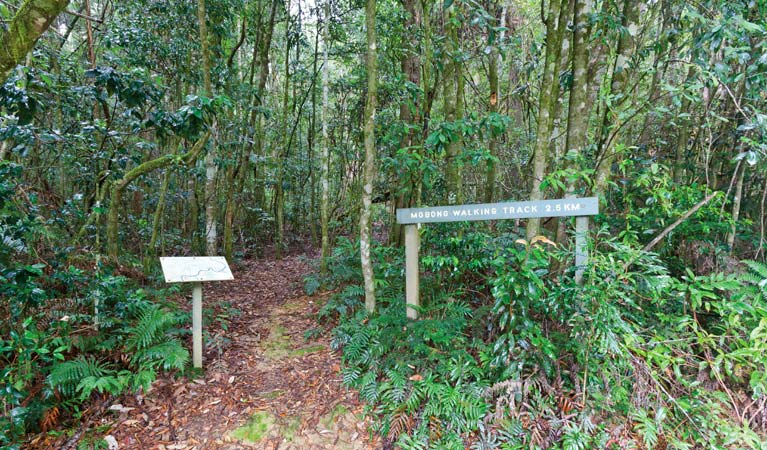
396,197,599,319
160,257,234,368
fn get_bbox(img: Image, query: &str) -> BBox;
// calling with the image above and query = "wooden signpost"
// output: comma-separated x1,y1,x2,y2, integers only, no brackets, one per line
396,197,599,319
160,256,234,368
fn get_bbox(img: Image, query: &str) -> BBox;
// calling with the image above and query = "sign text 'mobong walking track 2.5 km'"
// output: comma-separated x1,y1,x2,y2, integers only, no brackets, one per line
396,197,599,224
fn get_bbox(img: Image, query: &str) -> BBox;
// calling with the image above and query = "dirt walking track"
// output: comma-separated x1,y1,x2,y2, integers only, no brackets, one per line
107,255,377,449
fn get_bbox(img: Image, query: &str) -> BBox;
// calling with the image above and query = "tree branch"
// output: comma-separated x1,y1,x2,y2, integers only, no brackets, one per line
642,192,721,253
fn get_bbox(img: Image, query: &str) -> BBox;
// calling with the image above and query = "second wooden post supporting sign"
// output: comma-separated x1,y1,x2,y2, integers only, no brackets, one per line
396,197,599,319
160,256,234,369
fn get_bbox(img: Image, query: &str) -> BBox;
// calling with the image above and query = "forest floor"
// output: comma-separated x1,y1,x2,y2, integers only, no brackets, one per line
70,254,376,449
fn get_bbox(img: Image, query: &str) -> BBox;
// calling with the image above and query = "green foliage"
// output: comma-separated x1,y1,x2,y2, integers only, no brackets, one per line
0,164,189,445
323,219,767,447
47,356,118,400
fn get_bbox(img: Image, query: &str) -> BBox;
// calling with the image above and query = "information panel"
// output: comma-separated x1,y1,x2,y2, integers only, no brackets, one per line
396,197,599,224
160,256,234,283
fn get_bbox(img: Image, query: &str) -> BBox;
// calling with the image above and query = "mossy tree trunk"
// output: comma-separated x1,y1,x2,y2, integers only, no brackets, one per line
0,0,69,82
526,0,567,240
556,0,592,246
594,0,641,197
107,135,209,259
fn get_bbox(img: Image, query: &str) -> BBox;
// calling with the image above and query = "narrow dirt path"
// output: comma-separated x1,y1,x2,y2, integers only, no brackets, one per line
108,255,377,449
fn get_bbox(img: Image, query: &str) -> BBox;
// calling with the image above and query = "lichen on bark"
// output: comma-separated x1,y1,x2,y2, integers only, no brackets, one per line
0,0,70,82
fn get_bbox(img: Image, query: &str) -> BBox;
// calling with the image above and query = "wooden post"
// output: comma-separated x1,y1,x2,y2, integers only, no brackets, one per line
574,216,588,285
396,198,598,318
405,224,420,319
192,282,203,368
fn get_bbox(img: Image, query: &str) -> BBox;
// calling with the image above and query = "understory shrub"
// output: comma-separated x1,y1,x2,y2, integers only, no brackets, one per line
0,162,189,449
323,221,767,449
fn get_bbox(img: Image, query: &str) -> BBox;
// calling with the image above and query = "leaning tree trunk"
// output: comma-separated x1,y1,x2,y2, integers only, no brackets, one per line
360,0,378,313
107,135,209,259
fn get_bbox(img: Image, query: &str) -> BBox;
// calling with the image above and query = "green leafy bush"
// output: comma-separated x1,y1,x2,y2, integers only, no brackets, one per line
323,222,767,448
0,162,189,447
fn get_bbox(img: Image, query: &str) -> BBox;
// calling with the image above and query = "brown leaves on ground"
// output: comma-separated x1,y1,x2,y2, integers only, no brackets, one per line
46,254,376,450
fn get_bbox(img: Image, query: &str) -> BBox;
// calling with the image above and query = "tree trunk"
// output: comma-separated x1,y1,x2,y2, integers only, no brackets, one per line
390,0,424,246
483,0,504,203
320,1,331,273
726,162,746,252
526,0,567,240
148,163,173,255
361,0,378,313
444,3,463,205
198,0,219,256
672,66,697,184
275,4,291,259
593,0,640,196
308,18,320,246
556,0,592,250
107,135,209,259
0,0,70,82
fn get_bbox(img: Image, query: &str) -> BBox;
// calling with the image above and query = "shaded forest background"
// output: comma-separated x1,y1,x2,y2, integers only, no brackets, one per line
1,0,767,448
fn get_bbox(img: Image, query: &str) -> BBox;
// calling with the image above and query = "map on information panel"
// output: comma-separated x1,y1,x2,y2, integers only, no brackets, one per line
160,257,234,283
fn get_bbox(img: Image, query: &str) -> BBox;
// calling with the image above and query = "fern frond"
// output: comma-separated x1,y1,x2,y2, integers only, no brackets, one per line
48,356,113,398
125,304,182,351
133,339,189,371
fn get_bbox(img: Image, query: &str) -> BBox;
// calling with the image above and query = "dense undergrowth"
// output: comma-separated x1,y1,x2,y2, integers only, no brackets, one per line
314,194,767,449
0,162,189,449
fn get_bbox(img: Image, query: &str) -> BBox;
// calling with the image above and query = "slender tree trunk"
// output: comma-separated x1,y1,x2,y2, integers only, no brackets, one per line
361,0,378,313
556,0,592,248
526,0,566,239
483,1,504,203
320,1,331,273
673,66,697,184
444,3,463,205
593,0,640,196
308,20,320,246
198,0,218,256
251,0,279,213
390,0,424,246
726,163,746,252
148,164,173,255
275,5,291,259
